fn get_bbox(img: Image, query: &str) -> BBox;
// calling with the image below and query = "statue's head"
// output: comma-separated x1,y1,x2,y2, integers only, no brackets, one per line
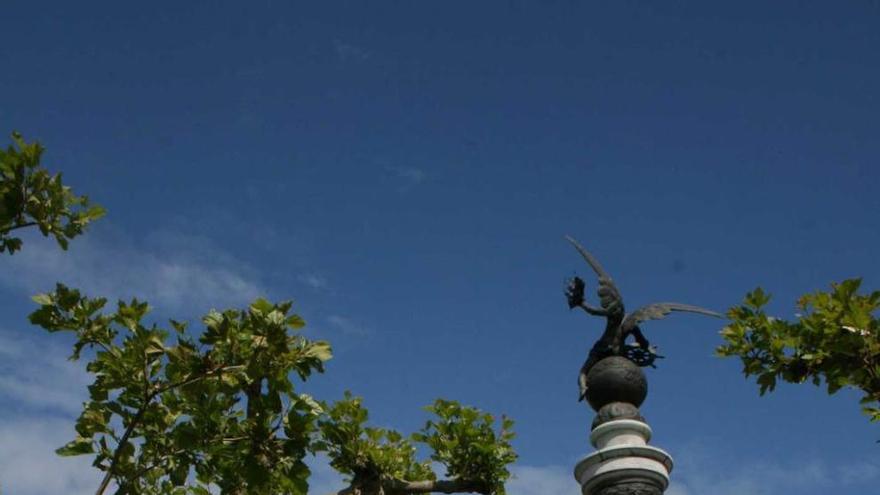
597,280,624,315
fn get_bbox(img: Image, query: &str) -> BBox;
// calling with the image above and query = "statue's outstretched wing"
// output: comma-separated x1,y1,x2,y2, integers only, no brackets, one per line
565,236,625,312
622,303,722,333
565,235,612,281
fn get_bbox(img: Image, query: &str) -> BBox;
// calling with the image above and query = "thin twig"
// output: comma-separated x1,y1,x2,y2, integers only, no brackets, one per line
0,221,38,236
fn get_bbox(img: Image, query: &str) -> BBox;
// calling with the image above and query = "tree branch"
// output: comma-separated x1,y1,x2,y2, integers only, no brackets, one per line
154,364,244,395
94,364,244,495
386,478,485,494
95,403,149,495
338,478,486,495
0,221,38,236
119,448,188,491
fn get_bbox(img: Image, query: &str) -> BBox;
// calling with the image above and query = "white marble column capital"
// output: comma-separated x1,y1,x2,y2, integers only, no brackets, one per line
574,418,672,495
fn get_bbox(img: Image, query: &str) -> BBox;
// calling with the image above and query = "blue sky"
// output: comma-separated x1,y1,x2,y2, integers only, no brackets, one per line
1,2,879,494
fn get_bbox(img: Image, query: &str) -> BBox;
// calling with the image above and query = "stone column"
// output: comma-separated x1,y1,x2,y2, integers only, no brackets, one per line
574,356,673,495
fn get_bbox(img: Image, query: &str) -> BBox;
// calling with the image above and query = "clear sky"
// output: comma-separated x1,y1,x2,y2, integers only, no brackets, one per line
1,2,879,494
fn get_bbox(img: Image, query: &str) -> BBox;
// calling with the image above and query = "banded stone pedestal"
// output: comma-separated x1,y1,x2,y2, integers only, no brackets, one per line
574,356,673,495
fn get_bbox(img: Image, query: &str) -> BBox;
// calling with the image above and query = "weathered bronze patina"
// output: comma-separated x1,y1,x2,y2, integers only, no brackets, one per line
583,356,647,411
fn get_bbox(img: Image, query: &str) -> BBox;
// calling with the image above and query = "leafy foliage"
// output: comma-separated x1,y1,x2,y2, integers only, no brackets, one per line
0,131,104,254
415,400,516,495
317,394,516,495
317,392,436,485
718,278,880,422
31,285,517,494
30,285,331,495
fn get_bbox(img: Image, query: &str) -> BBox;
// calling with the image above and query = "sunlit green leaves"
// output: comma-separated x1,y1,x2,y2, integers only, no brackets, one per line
317,394,516,495
416,400,517,495
718,278,880,422
30,288,331,495
0,131,104,254
56,436,95,456
31,283,517,494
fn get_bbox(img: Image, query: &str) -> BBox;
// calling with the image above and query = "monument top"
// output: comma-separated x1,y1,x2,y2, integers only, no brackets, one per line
564,235,722,406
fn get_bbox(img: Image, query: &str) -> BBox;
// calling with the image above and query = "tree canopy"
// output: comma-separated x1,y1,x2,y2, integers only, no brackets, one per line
718,278,880,423
29,285,517,495
0,131,104,254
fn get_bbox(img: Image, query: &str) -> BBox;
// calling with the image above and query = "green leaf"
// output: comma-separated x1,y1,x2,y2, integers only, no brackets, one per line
56,437,94,456
31,293,53,305
249,298,274,315
305,341,333,362
170,463,189,486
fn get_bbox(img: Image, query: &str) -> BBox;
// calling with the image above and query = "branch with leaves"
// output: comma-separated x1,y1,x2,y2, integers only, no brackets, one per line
0,131,104,254
317,394,517,495
718,278,880,422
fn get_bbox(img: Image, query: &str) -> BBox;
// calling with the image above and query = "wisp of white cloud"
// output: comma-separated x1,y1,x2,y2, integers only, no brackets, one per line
0,229,265,316
326,315,370,336
299,273,329,290
0,416,102,495
508,465,577,495
0,331,90,415
327,315,370,336
669,443,880,495
0,328,99,494
333,39,370,62
386,166,427,190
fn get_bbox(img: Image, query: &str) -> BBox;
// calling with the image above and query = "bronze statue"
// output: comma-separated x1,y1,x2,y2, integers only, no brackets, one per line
565,236,722,402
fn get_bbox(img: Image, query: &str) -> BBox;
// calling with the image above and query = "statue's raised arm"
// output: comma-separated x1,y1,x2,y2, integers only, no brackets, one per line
564,236,624,319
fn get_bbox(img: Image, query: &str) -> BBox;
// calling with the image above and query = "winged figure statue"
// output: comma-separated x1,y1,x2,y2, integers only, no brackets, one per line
564,235,722,402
